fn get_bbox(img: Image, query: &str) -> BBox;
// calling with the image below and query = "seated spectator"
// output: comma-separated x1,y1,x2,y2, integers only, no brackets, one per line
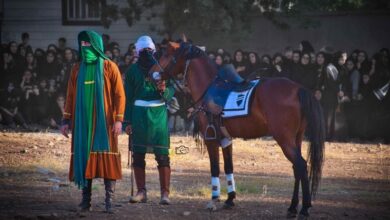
0,82,29,129
370,52,390,88
232,49,248,78
214,54,224,69
207,51,216,60
24,51,37,73
271,53,289,78
119,54,137,77
223,52,232,64
16,43,30,68
290,50,302,81
294,52,318,91
299,40,315,54
58,48,76,93
47,78,58,99
1,50,18,86
322,51,348,141
34,48,46,68
246,52,261,79
124,43,136,57
283,46,294,74
20,69,35,93
356,50,371,76
20,32,32,52
349,49,359,63
216,48,225,56
315,51,329,88
48,93,65,129
105,49,113,59
57,37,67,56
345,58,360,100
47,44,58,54
112,47,122,65
8,41,18,61
38,51,61,79
259,54,274,77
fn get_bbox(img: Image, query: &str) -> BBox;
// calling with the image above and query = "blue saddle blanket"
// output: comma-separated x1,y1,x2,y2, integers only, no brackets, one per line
221,79,259,118
204,76,260,117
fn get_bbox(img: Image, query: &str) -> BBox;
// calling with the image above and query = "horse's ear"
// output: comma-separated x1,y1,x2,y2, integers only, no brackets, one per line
182,33,187,43
167,42,180,54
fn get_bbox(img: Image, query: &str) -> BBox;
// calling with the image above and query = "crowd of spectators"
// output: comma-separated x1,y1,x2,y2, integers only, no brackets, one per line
1,33,389,142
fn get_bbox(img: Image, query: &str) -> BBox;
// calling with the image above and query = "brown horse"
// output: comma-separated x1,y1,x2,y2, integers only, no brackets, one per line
150,42,325,218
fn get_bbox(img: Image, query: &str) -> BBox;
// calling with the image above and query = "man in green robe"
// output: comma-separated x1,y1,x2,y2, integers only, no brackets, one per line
123,36,174,205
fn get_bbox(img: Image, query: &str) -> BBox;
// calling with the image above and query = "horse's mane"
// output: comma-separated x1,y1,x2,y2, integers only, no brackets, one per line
181,43,217,79
181,42,207,60
180,43,218,154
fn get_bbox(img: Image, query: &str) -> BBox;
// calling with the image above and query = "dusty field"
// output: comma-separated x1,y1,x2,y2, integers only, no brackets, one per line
0,131,389,220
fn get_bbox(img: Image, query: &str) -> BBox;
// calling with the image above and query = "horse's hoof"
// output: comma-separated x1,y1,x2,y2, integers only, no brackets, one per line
297,213,309,220
286,208,297,218
223,200,235,209
206,201,217,211
286,211,297,218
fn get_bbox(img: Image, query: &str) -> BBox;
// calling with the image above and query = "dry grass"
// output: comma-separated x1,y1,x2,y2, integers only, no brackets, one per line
0,132,389,219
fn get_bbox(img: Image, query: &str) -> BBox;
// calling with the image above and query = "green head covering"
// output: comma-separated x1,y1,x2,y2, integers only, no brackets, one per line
77,30,109,62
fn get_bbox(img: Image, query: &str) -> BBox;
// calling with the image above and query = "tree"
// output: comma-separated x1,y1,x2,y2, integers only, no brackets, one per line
96,0,390,35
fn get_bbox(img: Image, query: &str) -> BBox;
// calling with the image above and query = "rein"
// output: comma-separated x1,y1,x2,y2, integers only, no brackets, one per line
152,44,214,115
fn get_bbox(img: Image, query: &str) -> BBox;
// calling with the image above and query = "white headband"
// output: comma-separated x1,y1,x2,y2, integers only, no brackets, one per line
135,35,156,55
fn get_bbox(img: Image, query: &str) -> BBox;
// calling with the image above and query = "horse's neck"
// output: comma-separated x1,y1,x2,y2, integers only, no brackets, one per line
187,58,216,101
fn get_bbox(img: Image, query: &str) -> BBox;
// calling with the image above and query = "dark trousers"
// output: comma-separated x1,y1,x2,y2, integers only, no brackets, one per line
132,152,170,168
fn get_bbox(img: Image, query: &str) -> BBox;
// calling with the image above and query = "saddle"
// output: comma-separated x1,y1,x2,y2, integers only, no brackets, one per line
202,64,256,146
204,64,253,114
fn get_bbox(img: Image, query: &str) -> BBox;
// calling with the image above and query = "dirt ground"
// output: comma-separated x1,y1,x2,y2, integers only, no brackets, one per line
0,131,389,220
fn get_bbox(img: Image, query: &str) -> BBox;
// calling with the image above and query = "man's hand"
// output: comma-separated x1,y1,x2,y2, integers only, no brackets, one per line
157,80,166,92
125,125,132,135
113,121,122,136
60,124,69,138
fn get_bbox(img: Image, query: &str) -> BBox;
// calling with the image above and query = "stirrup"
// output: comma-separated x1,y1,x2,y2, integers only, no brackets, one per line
205,124,217,140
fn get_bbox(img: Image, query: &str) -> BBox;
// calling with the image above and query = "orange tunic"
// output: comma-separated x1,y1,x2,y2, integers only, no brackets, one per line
63,60,126,181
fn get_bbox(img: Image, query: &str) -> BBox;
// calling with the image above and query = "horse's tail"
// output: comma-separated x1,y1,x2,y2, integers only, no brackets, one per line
298,88,326,198
192,114,205,155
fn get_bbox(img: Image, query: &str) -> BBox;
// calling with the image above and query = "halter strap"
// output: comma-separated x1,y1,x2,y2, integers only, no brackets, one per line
183,60,191,85
151,43,212,116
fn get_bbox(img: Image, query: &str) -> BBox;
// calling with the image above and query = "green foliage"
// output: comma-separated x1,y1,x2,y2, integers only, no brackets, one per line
98,0,390,33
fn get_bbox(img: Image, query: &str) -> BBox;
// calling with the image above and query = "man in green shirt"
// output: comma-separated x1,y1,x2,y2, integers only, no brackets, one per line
124,36,175,205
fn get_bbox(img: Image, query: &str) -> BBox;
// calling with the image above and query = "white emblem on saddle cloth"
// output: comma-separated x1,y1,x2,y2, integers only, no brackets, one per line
222,80,260,118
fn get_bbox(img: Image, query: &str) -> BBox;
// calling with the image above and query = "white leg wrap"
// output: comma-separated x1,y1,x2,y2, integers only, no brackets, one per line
226,173,236,193
211,177,220,198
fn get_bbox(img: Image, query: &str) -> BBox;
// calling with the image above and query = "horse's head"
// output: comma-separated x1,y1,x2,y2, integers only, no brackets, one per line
149,41,198,80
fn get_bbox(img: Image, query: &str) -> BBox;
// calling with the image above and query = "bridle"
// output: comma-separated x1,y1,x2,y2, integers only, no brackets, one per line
151,43,211,115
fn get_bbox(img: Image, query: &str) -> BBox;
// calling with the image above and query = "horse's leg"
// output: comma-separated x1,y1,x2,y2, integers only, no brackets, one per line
282,147,311,219
281,146,309,219
288,126,305,218
287,170,300,218
205,141,221,211
273,131,311,219
222,145,236,209
297,154,311,219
